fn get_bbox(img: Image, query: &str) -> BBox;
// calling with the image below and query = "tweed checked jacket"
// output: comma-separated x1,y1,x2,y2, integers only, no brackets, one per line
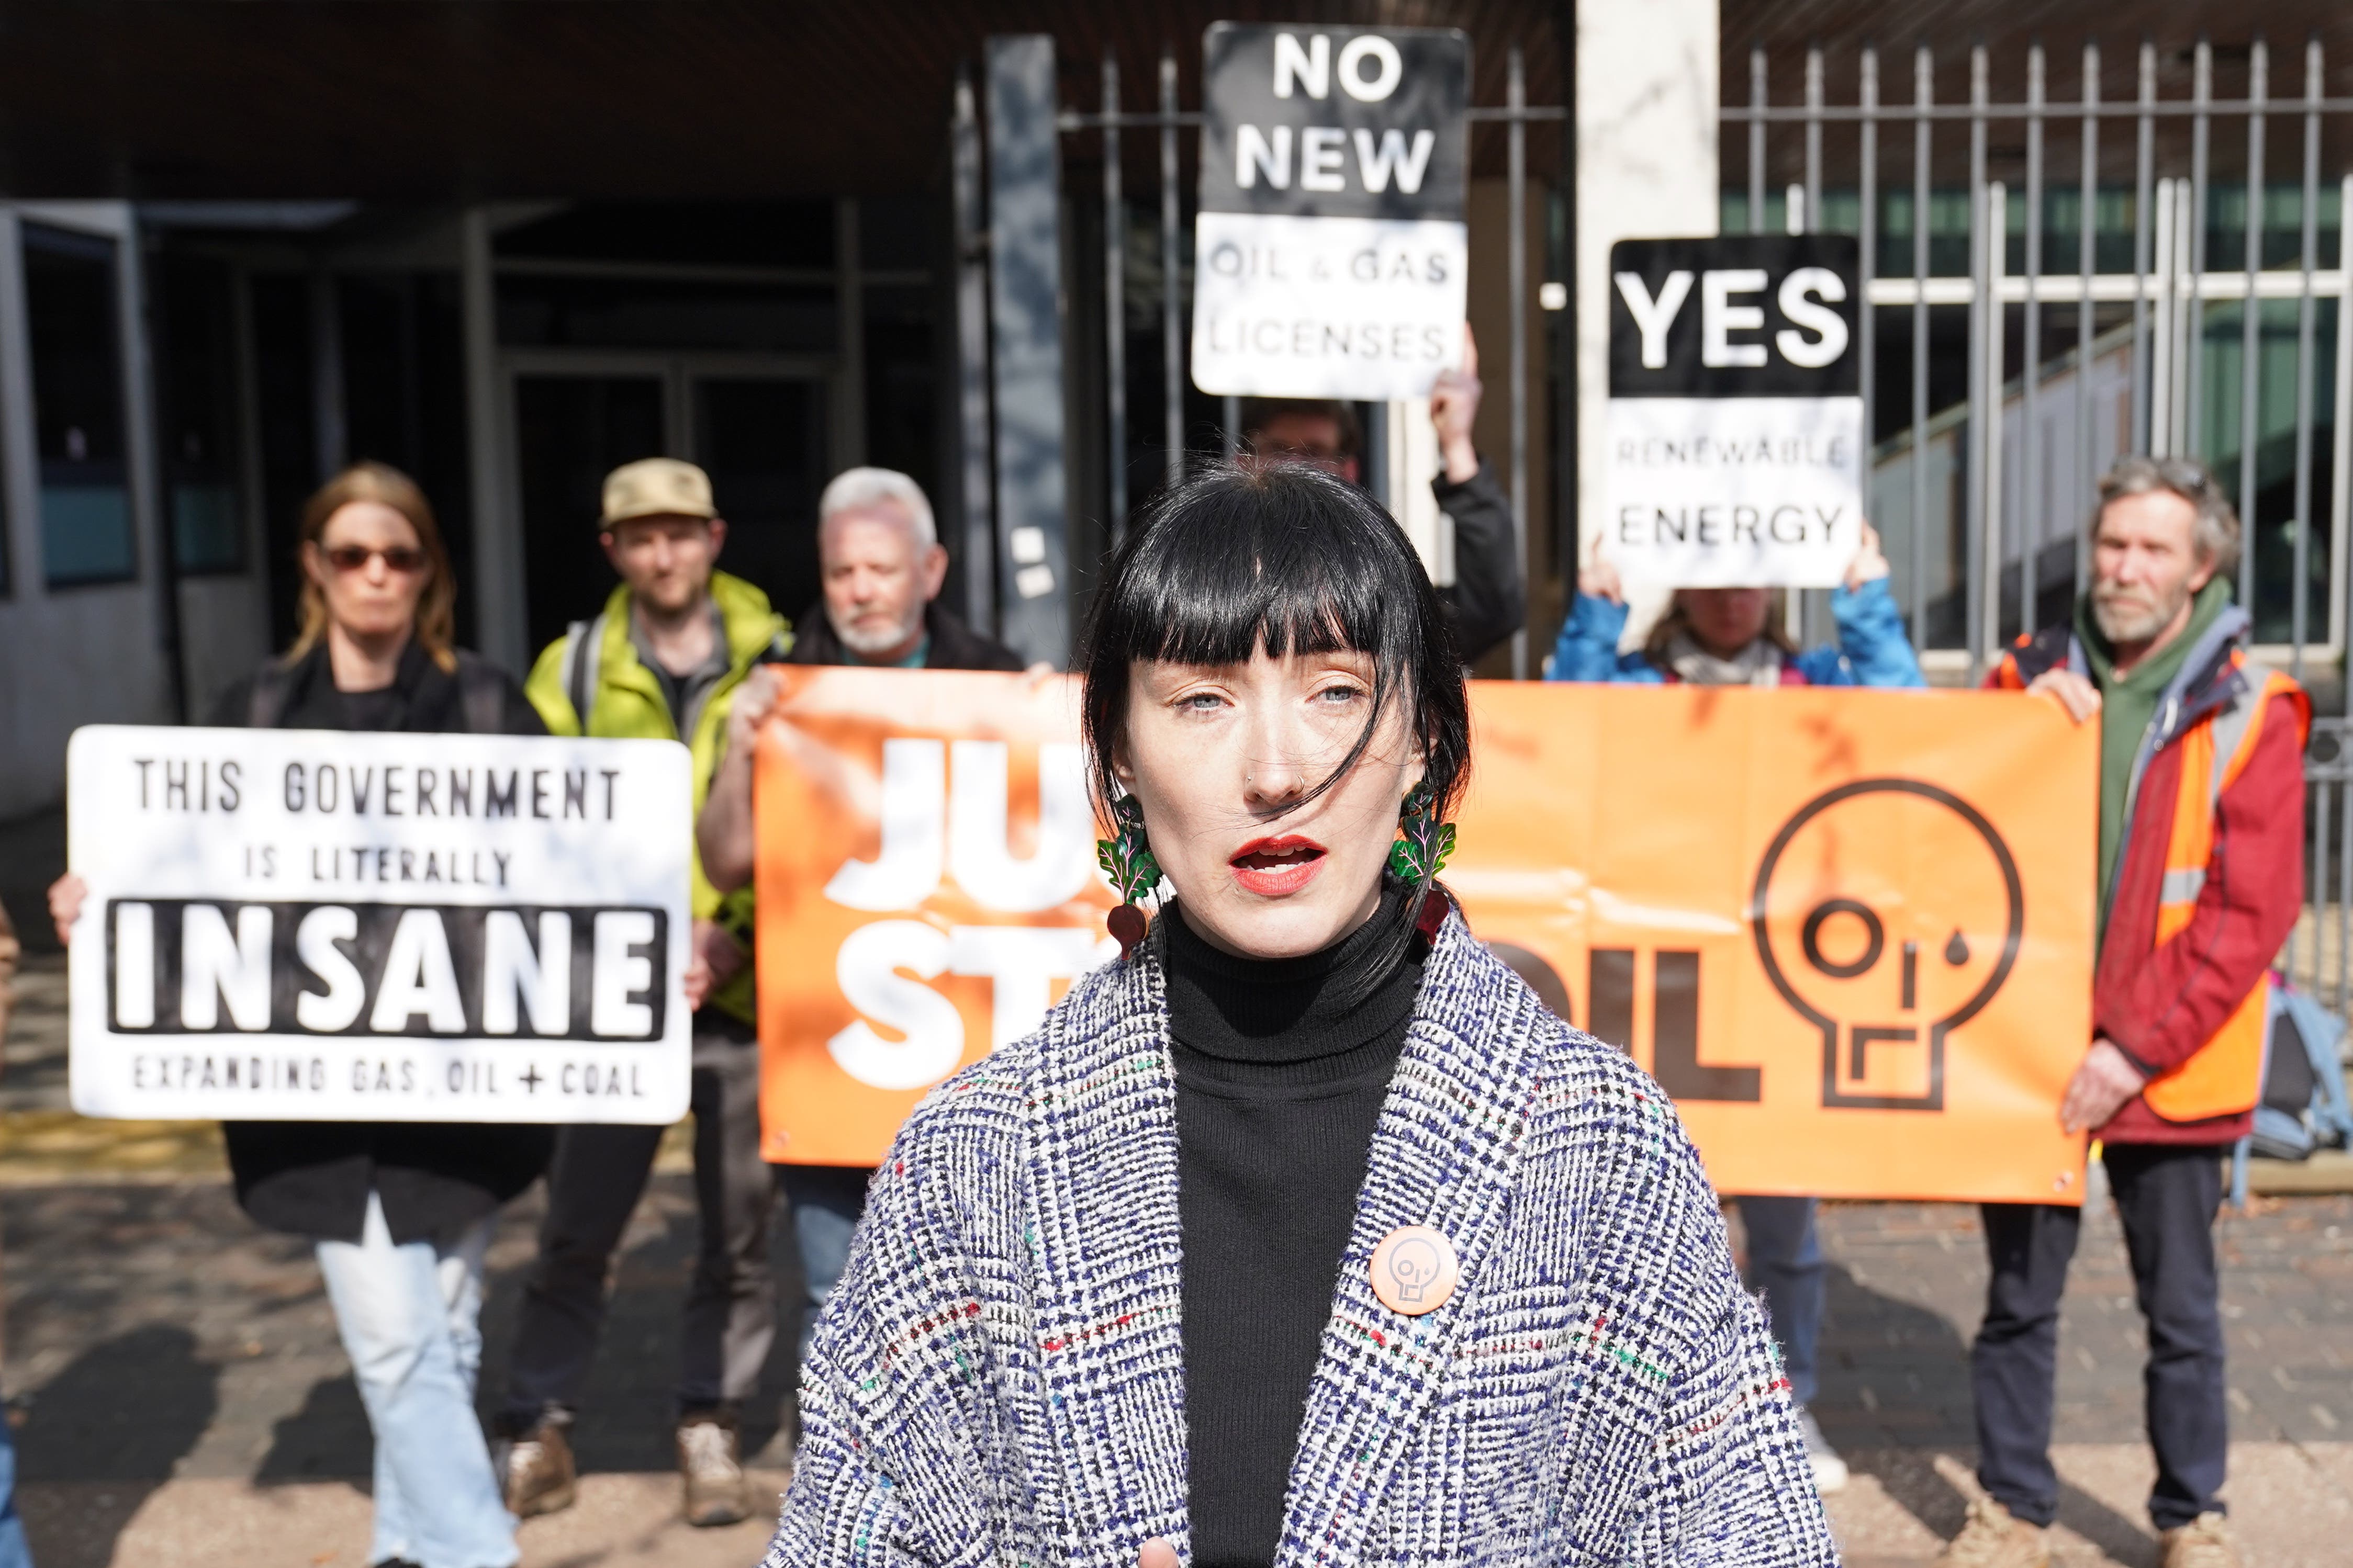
765,908,1838,1567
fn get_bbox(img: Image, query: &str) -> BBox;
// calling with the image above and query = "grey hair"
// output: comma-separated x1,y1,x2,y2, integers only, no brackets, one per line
2094,455,2241,576
819,466,937,550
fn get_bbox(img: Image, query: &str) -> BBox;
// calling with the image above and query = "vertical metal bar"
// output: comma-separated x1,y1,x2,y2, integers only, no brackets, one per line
1161,49,1182,487
1222,394,1238,459
2333,173,2353,675
1103,51,1128,541
1805,47,1824,234
2187,39,2211,457
2155,178,2181,454
2023,44,2045,638
951,67,995,631
1860,49,1879,492
1967,46,1990,676
308,267,347,481
2133,43,2156,453
2290,39,2320,676
1912,46,1932,641
119,208,184,719
1750,47,1767,234
2312,775,2329,991
836,197,867,466
2078,42,2099,593
1985,178,2008,665
1508,47,1530,680
459,207,524,674
2237,39,2267,609
2338,774,2351,1012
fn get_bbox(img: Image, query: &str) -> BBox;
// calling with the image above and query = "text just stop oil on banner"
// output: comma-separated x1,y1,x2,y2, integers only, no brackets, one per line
754,669,2096,1204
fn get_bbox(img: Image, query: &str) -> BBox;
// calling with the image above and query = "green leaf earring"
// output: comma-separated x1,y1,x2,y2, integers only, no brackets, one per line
1097,795,1161,957
1388,783,1456,885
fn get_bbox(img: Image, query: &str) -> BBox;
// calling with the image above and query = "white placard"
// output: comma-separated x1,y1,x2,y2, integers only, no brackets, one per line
66,726,693,1124
1602,395,1865,588
1189,212,1468,400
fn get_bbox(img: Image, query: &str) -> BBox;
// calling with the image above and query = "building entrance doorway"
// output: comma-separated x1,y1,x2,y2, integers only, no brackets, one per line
508,352,833,655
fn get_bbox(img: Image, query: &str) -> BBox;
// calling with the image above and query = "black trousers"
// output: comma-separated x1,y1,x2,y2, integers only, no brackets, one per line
499,1013,780,1424
1971,1142,2229,1530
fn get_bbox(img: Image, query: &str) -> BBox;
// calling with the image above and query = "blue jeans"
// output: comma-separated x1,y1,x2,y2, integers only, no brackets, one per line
0,1393,30,1568
1737,1195,1824,1408
778,1166,871,1360
316,1192,514,1568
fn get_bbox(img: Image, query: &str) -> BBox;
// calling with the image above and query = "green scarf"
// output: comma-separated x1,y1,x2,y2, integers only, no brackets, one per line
2077,577,2233,934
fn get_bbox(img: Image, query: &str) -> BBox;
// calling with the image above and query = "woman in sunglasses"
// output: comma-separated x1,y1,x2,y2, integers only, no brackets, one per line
51,462,548,1568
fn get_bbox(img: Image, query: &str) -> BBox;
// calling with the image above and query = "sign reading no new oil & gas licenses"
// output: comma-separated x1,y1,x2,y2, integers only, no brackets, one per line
1192,22,1469,401
65,725,693,1124
1606,235,1864,588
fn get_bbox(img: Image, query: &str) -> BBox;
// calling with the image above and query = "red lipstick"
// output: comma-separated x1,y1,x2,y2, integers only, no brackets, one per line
1229,834,1328,897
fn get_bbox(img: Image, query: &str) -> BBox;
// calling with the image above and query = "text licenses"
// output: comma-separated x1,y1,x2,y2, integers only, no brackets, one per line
1191,212,1468,399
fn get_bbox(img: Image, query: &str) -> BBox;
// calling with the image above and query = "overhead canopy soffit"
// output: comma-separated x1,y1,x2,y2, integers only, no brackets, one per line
0,0,1565,201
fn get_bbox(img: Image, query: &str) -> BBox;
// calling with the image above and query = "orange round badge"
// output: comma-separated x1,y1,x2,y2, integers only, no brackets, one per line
1369,1225,1459,1316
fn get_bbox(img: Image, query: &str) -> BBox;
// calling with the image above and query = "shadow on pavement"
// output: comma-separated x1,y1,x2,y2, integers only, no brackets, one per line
1811,1262,2161,1562
256,1372,373,1483
15,1323,217,1568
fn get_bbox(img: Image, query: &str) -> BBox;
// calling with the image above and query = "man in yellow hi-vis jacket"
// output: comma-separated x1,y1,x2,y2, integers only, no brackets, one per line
493,458,792,1529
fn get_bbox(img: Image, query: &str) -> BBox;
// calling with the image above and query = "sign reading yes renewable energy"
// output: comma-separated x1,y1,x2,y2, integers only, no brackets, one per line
1191,22,1470,400
1606,235,1864,588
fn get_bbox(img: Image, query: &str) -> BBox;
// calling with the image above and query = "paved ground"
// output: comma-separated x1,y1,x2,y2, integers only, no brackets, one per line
8,920,2353,1565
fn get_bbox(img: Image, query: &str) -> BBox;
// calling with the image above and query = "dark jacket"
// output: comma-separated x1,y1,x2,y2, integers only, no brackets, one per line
210,641,556,1245
786,600,1027,672
1431,462,1526,666
1992,608,2309,1145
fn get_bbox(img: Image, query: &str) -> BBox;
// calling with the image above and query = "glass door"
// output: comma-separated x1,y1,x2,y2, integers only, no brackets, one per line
511,372,665,652
507,354,834,657
690,375,831,626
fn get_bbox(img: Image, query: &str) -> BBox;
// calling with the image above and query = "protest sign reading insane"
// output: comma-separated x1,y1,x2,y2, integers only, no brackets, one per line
66,726,692,1124
1606,234,1865,586
753,669,2097,1206
1190,22,1471,400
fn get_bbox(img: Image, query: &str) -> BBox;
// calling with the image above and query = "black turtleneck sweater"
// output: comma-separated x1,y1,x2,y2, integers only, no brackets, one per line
1164,887,1425,1567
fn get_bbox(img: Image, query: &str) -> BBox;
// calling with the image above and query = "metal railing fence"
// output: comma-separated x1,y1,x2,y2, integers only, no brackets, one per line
1730,39,2353,682
1037,44,1565,678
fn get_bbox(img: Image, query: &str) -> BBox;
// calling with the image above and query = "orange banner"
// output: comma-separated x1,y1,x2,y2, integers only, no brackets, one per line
756,669,2095,1204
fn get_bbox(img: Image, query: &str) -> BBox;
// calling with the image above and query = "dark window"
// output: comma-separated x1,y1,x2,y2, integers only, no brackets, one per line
496,275,837,354
155,254,246,575
512,375,666,652
250,274,318,650
25,224,134,587
694,377,829,622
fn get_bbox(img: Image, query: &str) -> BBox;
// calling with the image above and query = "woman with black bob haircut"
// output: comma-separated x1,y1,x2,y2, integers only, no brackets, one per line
764,465,1834,1567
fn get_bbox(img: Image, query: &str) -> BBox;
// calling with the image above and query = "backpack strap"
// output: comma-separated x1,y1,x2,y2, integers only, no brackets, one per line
246,662,298,729
559,613,607,734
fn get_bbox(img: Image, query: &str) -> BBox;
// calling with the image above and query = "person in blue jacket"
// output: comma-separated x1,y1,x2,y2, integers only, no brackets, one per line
1549,521,1923,1498
1553,522,1923,689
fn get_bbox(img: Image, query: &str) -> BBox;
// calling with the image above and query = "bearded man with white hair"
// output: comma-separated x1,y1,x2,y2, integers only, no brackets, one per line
782,466,1026,671
694,467,1022,1439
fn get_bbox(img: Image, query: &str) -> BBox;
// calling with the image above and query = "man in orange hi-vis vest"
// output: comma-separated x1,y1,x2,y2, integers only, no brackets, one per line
1934,458,2309,1568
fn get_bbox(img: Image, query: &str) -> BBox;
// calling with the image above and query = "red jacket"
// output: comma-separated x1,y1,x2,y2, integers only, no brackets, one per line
1993,614,2309,1145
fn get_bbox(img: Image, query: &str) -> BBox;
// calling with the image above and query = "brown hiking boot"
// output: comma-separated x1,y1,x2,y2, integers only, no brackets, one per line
2160,1513,2238,1568
1931,1496,2051,1568
678,1408,750,1527
498,1416,577,1518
